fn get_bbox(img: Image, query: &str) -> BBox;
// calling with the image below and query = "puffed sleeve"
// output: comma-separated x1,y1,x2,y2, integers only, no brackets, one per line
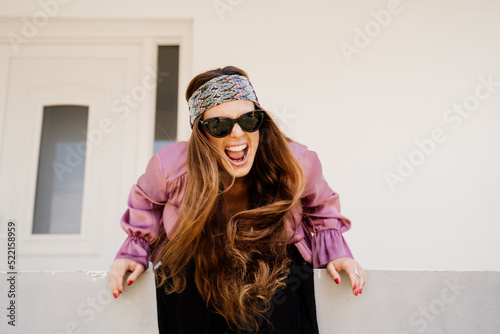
300,148,354,267
113,153,168,270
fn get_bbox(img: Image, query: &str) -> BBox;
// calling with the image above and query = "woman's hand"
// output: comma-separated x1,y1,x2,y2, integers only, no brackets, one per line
326,257,366,296
108,258,145,298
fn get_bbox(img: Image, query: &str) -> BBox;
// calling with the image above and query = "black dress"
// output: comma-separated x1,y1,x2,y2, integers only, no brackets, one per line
155,245,320,334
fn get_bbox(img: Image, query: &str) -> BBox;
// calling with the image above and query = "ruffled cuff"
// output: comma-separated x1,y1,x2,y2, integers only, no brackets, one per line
114,236,150,270
313,229,354,267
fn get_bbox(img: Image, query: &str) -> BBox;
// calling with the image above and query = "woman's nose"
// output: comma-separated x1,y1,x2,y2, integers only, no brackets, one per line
229,122,245,138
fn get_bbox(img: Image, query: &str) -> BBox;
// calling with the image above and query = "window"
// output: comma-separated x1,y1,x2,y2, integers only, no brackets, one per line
32,105,88,234
154,45,179,153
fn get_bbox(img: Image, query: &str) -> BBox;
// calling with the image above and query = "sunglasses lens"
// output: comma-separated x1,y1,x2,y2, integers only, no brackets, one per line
240,111,263,132
205,118,233,137
201,111,264,138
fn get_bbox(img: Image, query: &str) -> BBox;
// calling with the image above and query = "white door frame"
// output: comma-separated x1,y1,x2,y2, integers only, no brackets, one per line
0,18,193,270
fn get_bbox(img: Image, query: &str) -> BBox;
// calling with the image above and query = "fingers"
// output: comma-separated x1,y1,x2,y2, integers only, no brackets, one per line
328,258,367,297
346,265,361,296
326,261,341,285
347,263,367,296
358,266,367,293
126,263,145,287
109,260,127,298
108,259,145,299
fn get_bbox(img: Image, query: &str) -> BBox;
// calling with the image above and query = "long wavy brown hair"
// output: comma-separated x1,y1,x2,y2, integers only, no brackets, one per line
154,66,306,332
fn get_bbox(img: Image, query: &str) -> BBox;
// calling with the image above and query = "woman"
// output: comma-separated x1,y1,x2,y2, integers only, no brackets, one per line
109,66,366,333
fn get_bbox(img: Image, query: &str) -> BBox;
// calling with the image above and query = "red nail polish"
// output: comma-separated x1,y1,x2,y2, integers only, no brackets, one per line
127,280,132,286
359,289,363,294
118,289,122,294
335,278,340,284
353,285,356,290
355,291,358,296
113,293,118,298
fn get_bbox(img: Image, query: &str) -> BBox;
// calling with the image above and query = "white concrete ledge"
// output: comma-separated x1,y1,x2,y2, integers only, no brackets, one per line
0,270,499,333
315,270,500,333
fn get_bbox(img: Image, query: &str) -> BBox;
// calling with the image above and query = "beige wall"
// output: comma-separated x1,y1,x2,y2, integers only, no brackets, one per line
0,0,499,272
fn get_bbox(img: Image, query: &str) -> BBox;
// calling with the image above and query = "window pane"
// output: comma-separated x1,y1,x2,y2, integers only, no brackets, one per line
32,105,88,234
154,45,179,154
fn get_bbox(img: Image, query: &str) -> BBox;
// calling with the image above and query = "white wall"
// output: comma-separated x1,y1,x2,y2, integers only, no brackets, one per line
1,270,499,334
0,0,499,271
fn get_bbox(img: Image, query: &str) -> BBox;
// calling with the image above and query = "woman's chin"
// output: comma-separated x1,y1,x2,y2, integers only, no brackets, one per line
226,165,251,179
222,159,253,179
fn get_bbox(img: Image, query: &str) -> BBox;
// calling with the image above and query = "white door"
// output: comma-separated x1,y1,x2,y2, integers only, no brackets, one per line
0,19,192,271
0,42,146,270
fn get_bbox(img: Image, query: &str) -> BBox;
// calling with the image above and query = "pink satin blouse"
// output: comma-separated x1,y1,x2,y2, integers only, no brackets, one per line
114,141,354,269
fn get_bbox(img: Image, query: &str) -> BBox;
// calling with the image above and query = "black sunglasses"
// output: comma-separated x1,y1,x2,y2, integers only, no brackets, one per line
199,110,265,138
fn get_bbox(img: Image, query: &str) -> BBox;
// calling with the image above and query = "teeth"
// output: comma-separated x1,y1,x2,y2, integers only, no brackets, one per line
225,144,247,152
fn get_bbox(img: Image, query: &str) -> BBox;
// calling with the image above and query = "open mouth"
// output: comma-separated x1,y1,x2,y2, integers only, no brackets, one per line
225,144,248,166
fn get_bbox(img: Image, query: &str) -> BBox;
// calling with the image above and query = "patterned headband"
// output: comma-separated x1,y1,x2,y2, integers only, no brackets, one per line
188,74,260,127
